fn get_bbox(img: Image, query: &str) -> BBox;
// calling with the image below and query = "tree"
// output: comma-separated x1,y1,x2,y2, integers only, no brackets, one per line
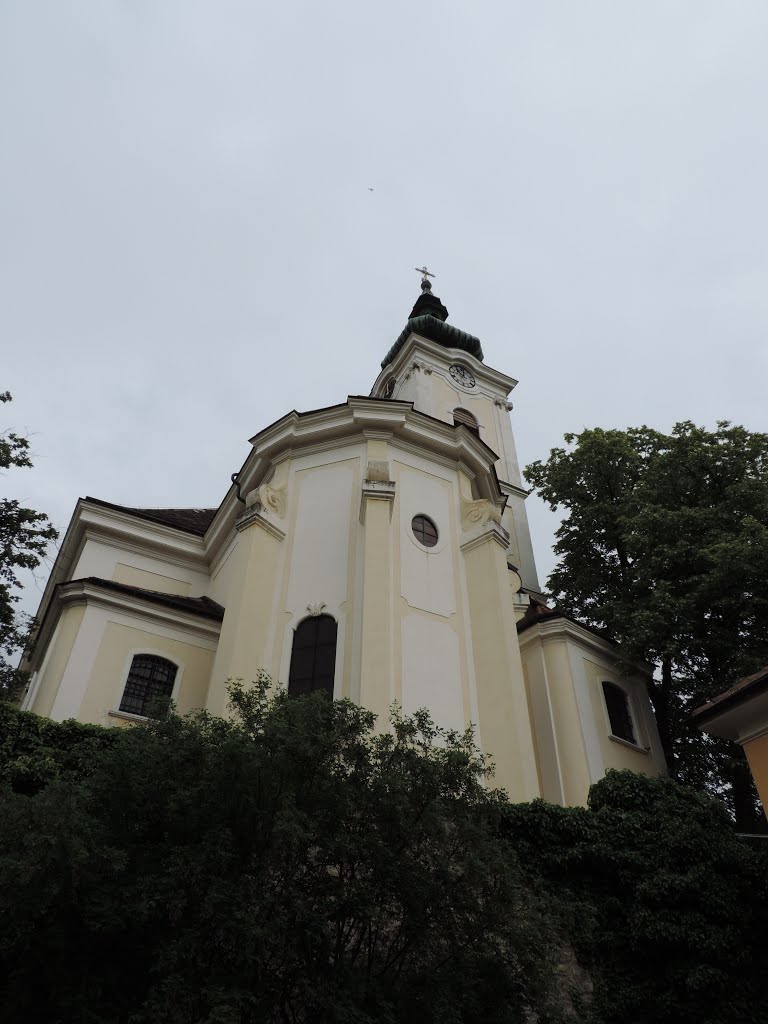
504,770,768,1024
0,391,58,701
0,679,560,1024
525,422,768,827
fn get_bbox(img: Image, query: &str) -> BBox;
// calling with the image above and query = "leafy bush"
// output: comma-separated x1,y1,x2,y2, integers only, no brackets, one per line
0,681,558,1024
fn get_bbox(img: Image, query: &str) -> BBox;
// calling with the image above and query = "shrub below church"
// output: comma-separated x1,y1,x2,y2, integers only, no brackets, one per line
0,680,559,1024
503,771,768,1024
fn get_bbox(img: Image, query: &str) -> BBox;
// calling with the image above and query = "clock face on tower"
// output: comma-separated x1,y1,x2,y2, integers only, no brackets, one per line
449,364,476,388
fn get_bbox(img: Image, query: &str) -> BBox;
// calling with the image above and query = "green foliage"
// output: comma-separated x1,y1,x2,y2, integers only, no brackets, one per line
0,391,58,700
2,698,766,1023
0,681,560,1024
0,702,117,795
503,771,768,1024
525,422,768,825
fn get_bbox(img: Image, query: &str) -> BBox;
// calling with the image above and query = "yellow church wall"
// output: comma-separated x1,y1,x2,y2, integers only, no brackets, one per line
358,482,395,725
79,620,216,725
275,453,361,703
462,529,540,803
28,605,86,718
582,657,659,777
112,563,192,596
743,734,768,812
521,651,561,804
74,538,209,596
538,639,593,806
209,536,238,608
206,514,285,717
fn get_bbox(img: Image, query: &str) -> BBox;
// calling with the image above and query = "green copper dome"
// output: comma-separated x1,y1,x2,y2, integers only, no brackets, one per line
381,281,484,368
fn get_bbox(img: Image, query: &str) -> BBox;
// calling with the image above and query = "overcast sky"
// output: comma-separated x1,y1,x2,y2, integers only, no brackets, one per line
3,1,768,613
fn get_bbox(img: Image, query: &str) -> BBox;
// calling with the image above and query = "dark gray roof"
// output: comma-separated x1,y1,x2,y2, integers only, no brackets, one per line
73,576,224,621
84,496,217,536
693,666,768,724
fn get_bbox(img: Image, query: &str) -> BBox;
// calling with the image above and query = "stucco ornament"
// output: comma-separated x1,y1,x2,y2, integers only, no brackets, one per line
244,482,287,517
257,483,286,518
306,602,327,617
461,497,503,530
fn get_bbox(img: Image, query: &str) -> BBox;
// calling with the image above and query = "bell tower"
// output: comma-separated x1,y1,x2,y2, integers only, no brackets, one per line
371,271,540,593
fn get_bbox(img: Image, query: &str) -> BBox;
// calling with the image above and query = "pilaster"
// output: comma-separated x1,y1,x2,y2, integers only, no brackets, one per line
206,508,286,717
460,519,540,802
358,457,395,727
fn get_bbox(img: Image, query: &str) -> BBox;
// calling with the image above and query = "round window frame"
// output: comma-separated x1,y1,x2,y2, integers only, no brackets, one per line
411,514,439,549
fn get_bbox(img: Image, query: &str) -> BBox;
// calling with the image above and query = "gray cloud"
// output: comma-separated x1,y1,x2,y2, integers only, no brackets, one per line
3,1,767,610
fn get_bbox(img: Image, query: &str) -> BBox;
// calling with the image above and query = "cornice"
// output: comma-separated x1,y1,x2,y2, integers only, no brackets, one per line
60,579,222,636
29,579,222,666
370,333,518,399
235,507,286,541
517,615,653,676
77,503,208,563
459,520,510,554
236,399,503,504
498,479,530,501
26,499,211,665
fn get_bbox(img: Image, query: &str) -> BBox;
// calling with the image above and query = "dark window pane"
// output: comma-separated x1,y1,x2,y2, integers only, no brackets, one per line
119,655,177,717
314,644,337,678
602,681,636,744
453,408,479,436
288,615,338,699
289,647,315,681
412,514,438,548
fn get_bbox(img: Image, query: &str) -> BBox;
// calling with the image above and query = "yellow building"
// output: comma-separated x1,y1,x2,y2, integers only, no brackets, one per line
21,277,666,804
694,666,768,817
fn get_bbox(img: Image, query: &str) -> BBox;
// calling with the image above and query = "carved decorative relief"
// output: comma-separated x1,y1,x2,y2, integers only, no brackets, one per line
461,497,503,530
306,602,327,617
494,398,514,411
244,483,286,517
258,483,286,518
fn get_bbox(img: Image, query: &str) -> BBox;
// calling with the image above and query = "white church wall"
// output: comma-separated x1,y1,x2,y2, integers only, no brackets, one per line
45,603,218,725
392,454,476,734
278,452,361,697
581,655,666,774
73,538,209,596
401,615,464,733
520,648,565,804
382,341,539,591
26,605,86,718
398,466,456,618
80,619,216,725
209,535,239,607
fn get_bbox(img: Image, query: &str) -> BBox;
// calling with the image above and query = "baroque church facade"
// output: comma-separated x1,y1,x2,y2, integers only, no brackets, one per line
21,277,665,804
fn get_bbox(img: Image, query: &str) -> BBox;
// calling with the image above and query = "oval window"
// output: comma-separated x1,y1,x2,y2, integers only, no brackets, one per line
411,514,438,548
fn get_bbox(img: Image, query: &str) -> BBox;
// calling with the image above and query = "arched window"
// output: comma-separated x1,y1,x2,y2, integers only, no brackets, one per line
119,654,178,717
288,615,338,699
602,681,636,744
453,408,479,436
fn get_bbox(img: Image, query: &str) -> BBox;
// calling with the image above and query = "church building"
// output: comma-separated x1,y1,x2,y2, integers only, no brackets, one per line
21,274,666,805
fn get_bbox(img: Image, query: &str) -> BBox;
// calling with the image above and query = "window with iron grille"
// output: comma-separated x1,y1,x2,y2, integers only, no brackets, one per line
288,615,338,699
453,408,479,436
411,514,438,548
119,654,178,717
602,681,636,744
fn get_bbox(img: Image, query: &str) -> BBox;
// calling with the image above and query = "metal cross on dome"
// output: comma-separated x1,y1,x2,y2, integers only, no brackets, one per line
415,265,435,284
